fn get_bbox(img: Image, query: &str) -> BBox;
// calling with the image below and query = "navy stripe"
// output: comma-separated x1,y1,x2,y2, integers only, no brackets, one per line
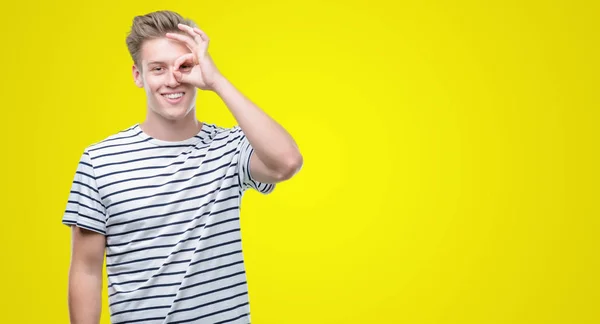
106,238,241,268
92,124,214,153
107,214,239,248
96,129,229,161
113,302,249,324
167,291,248,316
107,237,240,277
109,281,182,298
109,250,242,287
109,271,245,308
107,172,235,209
106,248,195,268
214,312,250,324
70,191,103,207
209,135,242,152
249,178,259,189
97,147,235,181
96,154,180,169
112,316,166,324
67,200,104,217
106,225,240,258
99,159,186,180
108,260,242,299
184,260,244,280
204,147,237,163
106,204,239,238
108,221,240,277
109,266,158,278
240,142,251,188
95,132,238,170
108,261,173,278
99,158,237,193
109,293,176,307
65,210,104,225
179,270,246,292
107,221,240,260
99,130,141,143
166,302,249,324
188,249,242,267
173,281,246,304
76,171,95,180
95,144,196,160
109,182,238,219
111,304,171,317
112,260,194,278
89,137,152,153
63,220,106,235
192,239,242,256
108,185,238,225
72,180,99,193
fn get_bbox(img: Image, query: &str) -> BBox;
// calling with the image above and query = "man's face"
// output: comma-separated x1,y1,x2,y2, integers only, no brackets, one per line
132,37,197,121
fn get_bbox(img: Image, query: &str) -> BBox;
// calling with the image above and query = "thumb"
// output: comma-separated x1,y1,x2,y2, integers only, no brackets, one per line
174,53,196,71
173,70,184,83
174,70,193,85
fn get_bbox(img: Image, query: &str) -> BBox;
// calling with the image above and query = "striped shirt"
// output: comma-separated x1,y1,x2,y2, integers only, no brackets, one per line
62,123,274,324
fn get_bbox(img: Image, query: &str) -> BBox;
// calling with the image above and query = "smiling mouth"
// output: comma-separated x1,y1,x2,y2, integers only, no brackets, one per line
161,92,186,104
162,92,184,99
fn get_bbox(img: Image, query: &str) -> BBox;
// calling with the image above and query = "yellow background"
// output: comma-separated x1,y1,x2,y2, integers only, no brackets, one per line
0,0,598,323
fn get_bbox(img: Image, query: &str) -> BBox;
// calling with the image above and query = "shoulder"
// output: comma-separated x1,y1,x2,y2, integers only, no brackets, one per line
87,124,140,149
78,124,141,160
206,124,245,144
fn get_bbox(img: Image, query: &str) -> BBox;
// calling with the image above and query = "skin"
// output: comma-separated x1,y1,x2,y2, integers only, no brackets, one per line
164,23,303,183
68,226,106,324
68,22,303,324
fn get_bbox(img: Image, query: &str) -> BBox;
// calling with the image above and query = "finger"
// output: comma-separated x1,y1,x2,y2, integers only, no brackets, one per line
165,32,197,52
178,23,203,44
193,27,210,42
174,70,191,85
173,70,184,83
173,53,197,69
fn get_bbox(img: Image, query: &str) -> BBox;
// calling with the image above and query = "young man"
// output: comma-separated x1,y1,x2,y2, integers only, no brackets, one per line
62,10,302,324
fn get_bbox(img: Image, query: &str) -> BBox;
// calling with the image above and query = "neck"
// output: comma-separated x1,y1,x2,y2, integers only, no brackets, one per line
140,109,203,142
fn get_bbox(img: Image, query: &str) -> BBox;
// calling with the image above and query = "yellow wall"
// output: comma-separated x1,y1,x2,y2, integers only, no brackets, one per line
0,0,597,323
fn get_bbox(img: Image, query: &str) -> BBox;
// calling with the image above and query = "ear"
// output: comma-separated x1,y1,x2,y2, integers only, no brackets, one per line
132,64,143,88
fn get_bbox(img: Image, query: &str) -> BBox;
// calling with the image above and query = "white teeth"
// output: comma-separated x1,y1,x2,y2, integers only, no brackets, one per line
164,93,183,99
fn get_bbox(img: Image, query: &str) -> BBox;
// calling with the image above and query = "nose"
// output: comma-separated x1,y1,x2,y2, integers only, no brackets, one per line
165,68,180,88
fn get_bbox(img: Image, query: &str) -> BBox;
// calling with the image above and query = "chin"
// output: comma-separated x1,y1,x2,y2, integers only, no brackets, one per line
162,109,191,121
150,105,193,121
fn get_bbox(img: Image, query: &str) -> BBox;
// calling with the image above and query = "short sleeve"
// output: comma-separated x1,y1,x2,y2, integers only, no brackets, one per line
62,150,107,235
235,127,276,195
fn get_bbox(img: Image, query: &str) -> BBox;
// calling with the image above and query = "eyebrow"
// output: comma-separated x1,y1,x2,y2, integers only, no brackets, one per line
147,61,167,65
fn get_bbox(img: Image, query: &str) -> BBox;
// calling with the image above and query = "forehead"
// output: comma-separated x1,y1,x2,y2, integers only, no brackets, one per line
140,36,191,65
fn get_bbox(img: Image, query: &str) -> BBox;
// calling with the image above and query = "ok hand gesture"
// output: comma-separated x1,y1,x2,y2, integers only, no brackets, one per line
166,24,223,91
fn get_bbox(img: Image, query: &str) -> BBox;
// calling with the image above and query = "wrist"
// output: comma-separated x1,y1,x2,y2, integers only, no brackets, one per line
211,74,229,94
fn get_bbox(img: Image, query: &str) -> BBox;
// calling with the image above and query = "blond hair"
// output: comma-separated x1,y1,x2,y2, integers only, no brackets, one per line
125,10,197,69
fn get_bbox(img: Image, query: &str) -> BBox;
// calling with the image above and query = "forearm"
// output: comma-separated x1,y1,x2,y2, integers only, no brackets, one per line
68,269,102,324
214,77,302,172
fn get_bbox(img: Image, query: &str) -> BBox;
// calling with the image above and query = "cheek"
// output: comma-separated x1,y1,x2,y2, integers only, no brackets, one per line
144,77,162,94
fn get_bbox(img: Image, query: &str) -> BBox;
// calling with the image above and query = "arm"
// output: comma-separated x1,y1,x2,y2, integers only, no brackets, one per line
165,25,303,184
214,77,303,183
68,226,106,324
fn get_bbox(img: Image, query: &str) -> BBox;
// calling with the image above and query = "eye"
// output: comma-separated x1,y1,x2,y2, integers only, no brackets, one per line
152,67,163,71
180,65,192,70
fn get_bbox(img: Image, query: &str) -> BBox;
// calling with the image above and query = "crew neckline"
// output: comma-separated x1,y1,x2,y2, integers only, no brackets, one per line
133,123,212,146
